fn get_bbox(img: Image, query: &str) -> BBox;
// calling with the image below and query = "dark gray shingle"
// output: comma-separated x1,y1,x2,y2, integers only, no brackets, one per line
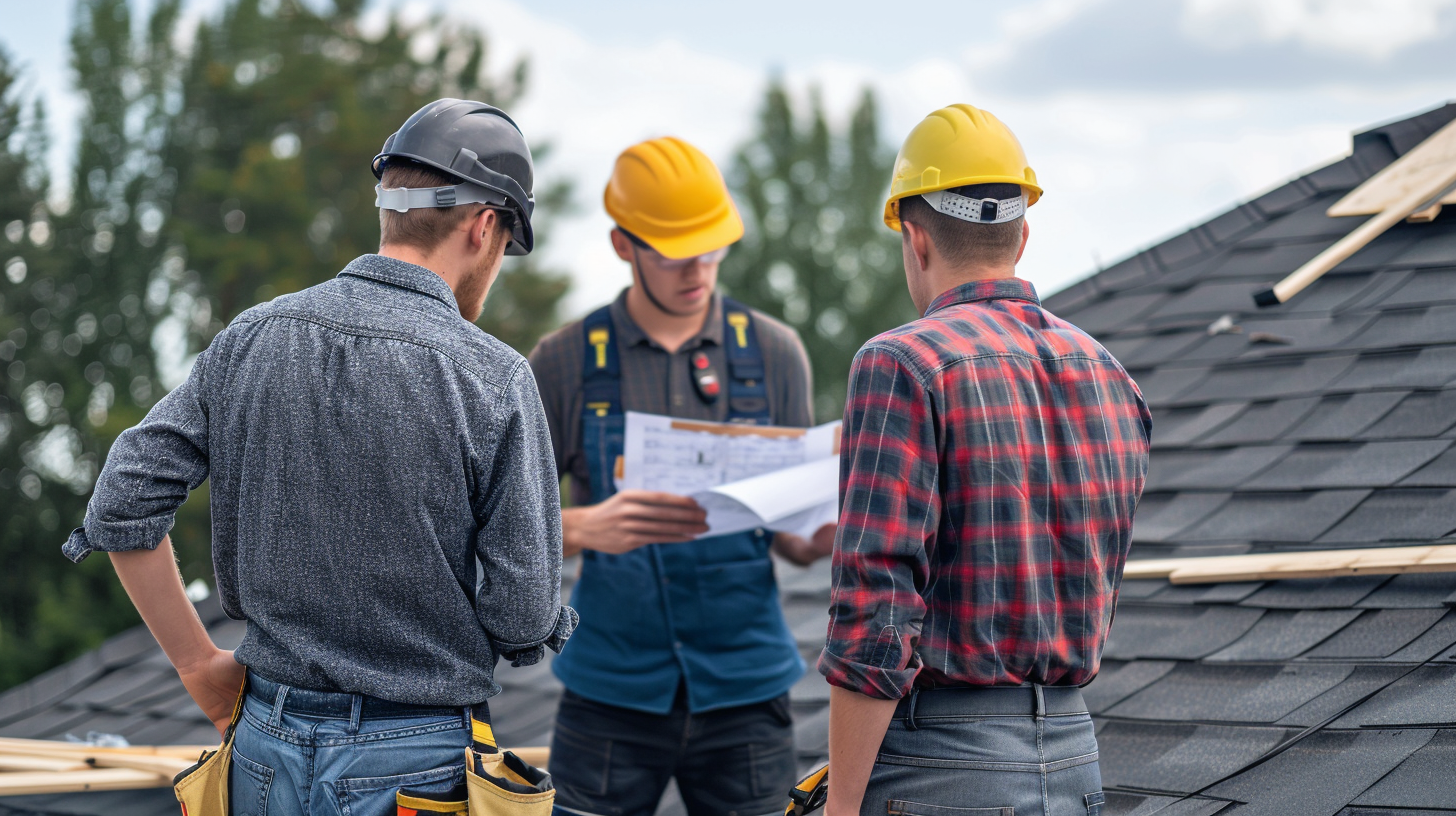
1178,490,1370,542
1205,609,1362,661
1246,440,1449,489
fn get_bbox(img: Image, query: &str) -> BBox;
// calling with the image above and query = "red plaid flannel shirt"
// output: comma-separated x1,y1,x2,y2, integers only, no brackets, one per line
818,278,1151,699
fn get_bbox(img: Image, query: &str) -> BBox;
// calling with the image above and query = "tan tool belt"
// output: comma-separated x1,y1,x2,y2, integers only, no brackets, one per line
171,679,247,816
396,716,554,816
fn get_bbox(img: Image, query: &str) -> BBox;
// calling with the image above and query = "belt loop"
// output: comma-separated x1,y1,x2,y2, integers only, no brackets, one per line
1034,685,1046,721
905,687,920,732
348,694,363,734
462,706,471,732
268,685,291,728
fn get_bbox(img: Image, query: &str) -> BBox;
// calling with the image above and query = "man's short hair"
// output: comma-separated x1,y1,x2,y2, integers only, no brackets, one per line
896,182,1026,268
378,162,479,252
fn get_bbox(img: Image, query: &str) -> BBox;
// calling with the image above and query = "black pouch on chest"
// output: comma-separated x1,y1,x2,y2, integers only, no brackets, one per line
690,350,721,404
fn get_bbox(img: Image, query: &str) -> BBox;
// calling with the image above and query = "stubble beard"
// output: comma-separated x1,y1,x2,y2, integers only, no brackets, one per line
457,228,505,322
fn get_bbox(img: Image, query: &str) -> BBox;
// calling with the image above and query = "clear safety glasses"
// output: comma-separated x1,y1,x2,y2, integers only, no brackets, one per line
621,229,730,270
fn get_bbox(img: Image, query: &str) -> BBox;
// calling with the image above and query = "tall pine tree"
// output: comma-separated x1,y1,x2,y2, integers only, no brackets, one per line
718,84,918,422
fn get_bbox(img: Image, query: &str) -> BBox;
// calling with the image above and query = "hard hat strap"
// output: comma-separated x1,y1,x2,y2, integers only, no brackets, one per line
374,182,510,213
921,190,1026,224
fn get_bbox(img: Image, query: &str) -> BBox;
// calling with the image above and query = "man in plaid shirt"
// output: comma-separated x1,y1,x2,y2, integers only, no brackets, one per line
818,105,1151,815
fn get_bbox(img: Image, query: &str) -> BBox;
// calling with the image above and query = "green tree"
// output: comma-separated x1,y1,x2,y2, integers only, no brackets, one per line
0,0,188,686
0,0,572,690
166,0,568,351
718,83,918,422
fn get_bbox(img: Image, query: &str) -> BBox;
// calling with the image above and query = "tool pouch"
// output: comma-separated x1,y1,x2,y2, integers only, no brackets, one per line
172,679,248,816
397,713,554,816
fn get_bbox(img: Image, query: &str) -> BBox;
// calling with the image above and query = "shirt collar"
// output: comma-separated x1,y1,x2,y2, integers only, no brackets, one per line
337,254,461,313
608,287,725,350
924,277,1040,317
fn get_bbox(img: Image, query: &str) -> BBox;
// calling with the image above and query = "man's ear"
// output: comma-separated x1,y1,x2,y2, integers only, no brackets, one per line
1015,219,1030,264
904,220,934,274
609,228,633,262
463,208,495,253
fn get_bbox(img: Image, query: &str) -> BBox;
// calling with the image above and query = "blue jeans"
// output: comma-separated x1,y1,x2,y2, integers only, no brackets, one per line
861,688,1104,816
230,673,475,816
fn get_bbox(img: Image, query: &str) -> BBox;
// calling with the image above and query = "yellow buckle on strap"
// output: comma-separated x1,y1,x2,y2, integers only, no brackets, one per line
726,312,749,348
588,328,610,369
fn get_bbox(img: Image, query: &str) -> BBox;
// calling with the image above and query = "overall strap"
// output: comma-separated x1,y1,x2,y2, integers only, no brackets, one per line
720,297,772,424
581,305,622,420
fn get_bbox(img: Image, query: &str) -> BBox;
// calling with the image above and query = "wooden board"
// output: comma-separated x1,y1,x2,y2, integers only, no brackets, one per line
0,768,169,796
1123,544,1456,585
0,737,211,761
0,755,90,773
0,738,550,796
1328,117,1456,216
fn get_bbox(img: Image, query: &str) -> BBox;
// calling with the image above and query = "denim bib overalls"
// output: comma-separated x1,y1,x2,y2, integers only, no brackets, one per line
550,300,805,714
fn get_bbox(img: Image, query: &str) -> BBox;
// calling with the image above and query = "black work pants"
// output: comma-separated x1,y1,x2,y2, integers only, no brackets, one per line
548,686,795,816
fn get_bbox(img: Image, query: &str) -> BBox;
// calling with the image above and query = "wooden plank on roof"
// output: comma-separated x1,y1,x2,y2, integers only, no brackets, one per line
1257,117,1456,306
0,737,211,761
0,768,169,795
1328,117,1456,217
0,754,91,772
0,737,551,796
1123,544,1456,585
86,753,193,776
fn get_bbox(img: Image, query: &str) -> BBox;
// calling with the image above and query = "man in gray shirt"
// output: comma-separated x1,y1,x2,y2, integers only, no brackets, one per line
63,99,573,815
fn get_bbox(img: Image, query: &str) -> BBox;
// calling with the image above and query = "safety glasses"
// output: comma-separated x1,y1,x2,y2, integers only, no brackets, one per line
621,229,730,270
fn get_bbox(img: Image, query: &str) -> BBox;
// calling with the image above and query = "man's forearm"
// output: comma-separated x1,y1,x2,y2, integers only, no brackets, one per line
826,684,899,816
109,534,217,671
561,506,587,557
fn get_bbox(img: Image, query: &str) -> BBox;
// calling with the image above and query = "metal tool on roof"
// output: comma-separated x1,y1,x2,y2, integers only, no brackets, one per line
1253,116,1456,307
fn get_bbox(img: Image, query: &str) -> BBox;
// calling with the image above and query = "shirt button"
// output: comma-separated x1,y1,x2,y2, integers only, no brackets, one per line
672,394,684,406
662,576,671,585
673,641,683,650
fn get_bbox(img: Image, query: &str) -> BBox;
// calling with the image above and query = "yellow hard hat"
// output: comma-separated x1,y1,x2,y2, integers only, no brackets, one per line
884,104,1042,231
604,137,744,259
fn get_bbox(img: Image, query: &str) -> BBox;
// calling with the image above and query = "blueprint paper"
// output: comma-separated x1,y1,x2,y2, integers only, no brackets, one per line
621,411,841,537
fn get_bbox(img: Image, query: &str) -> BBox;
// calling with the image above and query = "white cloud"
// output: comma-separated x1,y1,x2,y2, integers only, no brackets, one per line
1181,0,1456,60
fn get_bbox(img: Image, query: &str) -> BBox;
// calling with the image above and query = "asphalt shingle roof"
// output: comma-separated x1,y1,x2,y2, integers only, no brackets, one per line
4,101,1456,816
1037,100,1456,816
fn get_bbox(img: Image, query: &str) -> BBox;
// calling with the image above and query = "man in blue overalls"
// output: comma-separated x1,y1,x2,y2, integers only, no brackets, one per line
528,136,833,816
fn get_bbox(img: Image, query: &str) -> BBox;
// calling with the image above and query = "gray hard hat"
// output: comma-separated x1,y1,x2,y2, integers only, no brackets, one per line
373,98,536,255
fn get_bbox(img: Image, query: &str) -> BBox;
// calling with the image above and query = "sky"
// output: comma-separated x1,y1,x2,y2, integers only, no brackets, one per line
4,0,1456,317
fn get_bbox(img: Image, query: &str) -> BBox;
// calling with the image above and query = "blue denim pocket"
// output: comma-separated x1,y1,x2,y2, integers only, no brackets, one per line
229,748,274,816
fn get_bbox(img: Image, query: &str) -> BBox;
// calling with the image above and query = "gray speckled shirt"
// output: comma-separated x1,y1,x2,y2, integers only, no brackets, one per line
65,254,574,706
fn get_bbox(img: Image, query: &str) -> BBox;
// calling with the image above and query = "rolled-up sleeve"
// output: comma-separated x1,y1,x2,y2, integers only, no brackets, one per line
63,348,214,563
473,360,576,665
818,345,939,699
